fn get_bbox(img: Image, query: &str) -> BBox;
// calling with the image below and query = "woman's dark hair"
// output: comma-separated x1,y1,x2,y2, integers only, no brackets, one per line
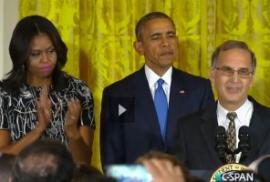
2,15,68,92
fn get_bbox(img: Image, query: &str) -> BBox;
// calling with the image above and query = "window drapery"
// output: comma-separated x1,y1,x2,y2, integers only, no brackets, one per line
19,0,270,169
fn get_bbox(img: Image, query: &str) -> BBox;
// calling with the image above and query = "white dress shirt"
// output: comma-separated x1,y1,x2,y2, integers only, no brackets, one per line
217,99,253,162
144,65,172,104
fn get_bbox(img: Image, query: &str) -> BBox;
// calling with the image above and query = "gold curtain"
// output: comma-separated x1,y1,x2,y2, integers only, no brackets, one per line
19,0,270,169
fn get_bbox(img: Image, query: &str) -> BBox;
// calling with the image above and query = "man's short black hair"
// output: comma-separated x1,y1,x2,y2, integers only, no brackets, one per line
0,153,15,182
135,11,175,41
12,140,75,182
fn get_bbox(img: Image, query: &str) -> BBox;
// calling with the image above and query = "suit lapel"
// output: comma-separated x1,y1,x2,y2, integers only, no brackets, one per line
200,104,224,165
241,100,269,164
166,69,189,145
133,67,163,142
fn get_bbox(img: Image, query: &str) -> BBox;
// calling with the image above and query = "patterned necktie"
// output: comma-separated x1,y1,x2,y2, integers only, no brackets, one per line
226,112,237,163
154,79,168,140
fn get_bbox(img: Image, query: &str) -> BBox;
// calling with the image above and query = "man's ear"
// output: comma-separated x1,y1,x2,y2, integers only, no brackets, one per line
209,68,216,84
133,41,144,55
248,74,255,89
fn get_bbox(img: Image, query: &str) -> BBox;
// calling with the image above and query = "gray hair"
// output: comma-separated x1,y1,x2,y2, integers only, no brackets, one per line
211,40,256,72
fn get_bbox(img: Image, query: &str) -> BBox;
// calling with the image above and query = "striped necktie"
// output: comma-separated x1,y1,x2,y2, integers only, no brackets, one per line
226,112,237,163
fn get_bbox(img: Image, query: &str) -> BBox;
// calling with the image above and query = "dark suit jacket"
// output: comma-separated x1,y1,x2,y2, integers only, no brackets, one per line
100,66,214,167
173,97,270,170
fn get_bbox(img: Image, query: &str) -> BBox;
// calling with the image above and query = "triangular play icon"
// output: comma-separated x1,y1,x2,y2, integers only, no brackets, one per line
118,104,127,116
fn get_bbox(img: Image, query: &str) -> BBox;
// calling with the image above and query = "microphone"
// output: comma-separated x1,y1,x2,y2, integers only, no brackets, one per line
237,126,250,160
215,126,228,163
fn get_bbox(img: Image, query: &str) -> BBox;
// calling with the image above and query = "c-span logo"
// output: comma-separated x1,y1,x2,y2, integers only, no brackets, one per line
210,164,256,182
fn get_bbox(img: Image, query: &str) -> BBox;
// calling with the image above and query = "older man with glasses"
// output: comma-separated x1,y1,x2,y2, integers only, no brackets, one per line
172,40,270,170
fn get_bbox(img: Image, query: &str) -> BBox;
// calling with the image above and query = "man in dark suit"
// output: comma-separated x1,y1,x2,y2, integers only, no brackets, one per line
100,12,214,167
173,40,270,170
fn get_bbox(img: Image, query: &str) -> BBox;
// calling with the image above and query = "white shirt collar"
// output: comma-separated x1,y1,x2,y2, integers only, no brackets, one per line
144,64,172,88
144,64,172,103
217,98,253,127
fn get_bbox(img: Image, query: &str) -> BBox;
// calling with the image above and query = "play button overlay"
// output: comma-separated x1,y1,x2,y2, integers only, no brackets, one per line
109,96,134,123
118,104,127,116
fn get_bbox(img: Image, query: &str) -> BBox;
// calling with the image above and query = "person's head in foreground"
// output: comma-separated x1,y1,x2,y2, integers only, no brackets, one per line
11,140,75,182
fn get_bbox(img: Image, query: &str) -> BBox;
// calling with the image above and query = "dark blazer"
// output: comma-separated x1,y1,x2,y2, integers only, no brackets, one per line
100,66,214,167
173,97,270,170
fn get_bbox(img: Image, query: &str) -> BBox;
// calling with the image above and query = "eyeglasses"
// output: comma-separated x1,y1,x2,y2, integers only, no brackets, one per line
215,66,253,78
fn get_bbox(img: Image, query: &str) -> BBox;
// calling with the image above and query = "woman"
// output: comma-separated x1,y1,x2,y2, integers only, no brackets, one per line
0,15,95,164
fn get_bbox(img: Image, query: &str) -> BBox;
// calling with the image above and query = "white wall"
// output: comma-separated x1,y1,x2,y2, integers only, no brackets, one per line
0,0,19,79
0,0,4,79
